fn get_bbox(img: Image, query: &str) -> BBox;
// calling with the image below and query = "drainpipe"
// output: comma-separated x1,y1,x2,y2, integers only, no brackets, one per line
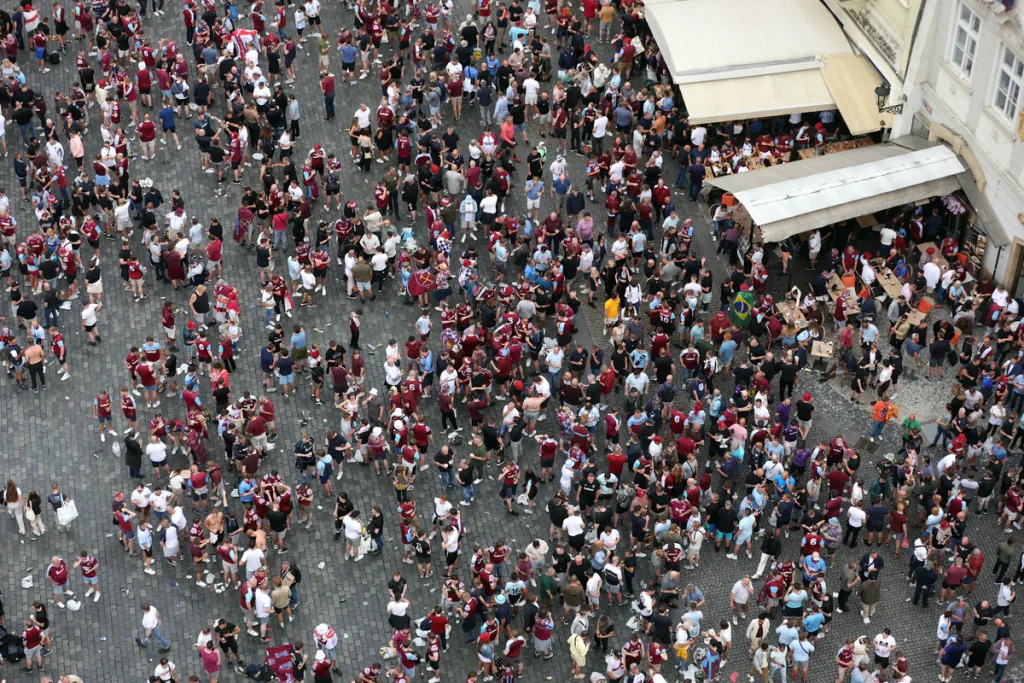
992,245,1004,286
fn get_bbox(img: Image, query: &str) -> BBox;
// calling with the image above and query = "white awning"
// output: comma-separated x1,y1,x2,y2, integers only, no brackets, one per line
708,137,966,243
678,71,836,125
645,0,853,84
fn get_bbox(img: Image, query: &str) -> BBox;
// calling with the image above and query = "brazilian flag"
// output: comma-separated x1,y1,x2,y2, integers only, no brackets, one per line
730,289,755,328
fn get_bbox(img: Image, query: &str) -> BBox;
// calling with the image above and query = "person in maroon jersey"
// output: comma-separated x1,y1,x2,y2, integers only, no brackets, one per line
73,549,101,602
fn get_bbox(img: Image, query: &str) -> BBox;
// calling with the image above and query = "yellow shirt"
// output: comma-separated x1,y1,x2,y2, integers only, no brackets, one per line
599,5,616,22
604,298,620,322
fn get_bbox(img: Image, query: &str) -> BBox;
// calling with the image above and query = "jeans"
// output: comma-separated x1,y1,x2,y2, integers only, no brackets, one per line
461,484,474,503
676,167,686,190
273,229,287,250
995,662,1006,682
768,664,787,683
324,93,335,120
930,425,950,449
141,625,170,649
44,306,59,328
439,468,454,489
289,584,300,607
870,419,886,439
19,122,35,145
264,307,273,326
688,179,702,202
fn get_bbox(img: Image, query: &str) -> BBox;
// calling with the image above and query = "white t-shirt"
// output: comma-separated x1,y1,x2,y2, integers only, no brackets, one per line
81,304,100,327
154,661,176,682
873,634,895,657
563,515,585,537
343,515,362,540
255,589,272,618
146,442,168,464
847,507,866,528
592,116,608,138
241,548,265,572
353,107,371,129
142,606,161,630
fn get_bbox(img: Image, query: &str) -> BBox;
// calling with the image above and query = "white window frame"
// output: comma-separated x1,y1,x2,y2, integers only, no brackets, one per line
949,2,981,81
993,43,1024,121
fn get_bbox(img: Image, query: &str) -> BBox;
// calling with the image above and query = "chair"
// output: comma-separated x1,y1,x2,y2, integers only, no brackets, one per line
917,297,934,315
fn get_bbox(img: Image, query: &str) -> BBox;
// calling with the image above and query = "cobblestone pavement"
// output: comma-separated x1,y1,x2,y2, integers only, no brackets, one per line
0,2,1022,683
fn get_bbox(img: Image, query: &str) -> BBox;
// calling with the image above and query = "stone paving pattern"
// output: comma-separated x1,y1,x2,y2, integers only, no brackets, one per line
0,1,1021,682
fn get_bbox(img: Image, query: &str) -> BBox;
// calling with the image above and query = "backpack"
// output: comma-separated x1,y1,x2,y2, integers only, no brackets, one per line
325,173,340,192
615,483,634,509
47,51,60,65
290,563,302,584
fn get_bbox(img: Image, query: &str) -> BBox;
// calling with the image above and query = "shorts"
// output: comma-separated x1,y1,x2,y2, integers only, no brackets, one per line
97,414,111,424
929,356,944,368
526,197,540,210
524,92,538,105
82,575,98,585
52,580,69,595
866,521,883,532
274,529,287,540
799,419,813,431
716,530,734,542
191,487,209,500
279,373,295,385
35,47,45,60
1006,509,1019,522
357,281,372,292
342,61,355,72
538,112,552,124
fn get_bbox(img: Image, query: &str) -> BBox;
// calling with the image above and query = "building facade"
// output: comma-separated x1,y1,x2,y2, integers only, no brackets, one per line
822,0,1024,291
894,0,1024,290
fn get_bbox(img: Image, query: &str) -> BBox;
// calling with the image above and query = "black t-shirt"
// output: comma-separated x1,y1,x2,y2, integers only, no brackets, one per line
213,386,230,410
256,246,271,268
214,622,238,647
16,299,37,319
796,400,814,421
930,338,951,360
268,509,287,532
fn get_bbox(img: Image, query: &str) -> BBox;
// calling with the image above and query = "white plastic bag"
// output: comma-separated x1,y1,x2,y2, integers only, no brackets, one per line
57,499,79,526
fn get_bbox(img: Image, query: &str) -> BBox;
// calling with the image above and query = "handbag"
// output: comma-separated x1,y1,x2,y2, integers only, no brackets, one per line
57,499,79,526
25,507,35,521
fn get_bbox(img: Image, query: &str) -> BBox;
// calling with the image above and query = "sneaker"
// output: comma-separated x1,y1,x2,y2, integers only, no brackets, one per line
144,568,157,575
863,617,870,624
94,591,101,602
196,580,207,587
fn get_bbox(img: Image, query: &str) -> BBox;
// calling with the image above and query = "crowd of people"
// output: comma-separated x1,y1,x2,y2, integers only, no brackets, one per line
1,0,1024,681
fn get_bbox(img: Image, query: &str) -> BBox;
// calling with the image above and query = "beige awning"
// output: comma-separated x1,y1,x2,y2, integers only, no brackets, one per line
820,54,893,136
678,70,837,125
644,0,853,84
708,137,966,243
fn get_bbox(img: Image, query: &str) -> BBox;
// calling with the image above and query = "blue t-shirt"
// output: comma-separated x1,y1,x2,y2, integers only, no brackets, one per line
802,612,825,633
339,44,359,64
276,356,295,376
158,107,176,128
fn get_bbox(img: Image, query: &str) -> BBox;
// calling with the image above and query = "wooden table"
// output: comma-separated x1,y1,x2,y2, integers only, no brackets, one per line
917,242,950,270
876,268,904,299
811,341,834,359
776,301,806,326
798,149,816,160
827,273,853,301
856,214,878,229
907,309,926,326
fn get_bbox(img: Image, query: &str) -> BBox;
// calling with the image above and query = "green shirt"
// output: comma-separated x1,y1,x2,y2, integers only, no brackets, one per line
538,574,559,601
